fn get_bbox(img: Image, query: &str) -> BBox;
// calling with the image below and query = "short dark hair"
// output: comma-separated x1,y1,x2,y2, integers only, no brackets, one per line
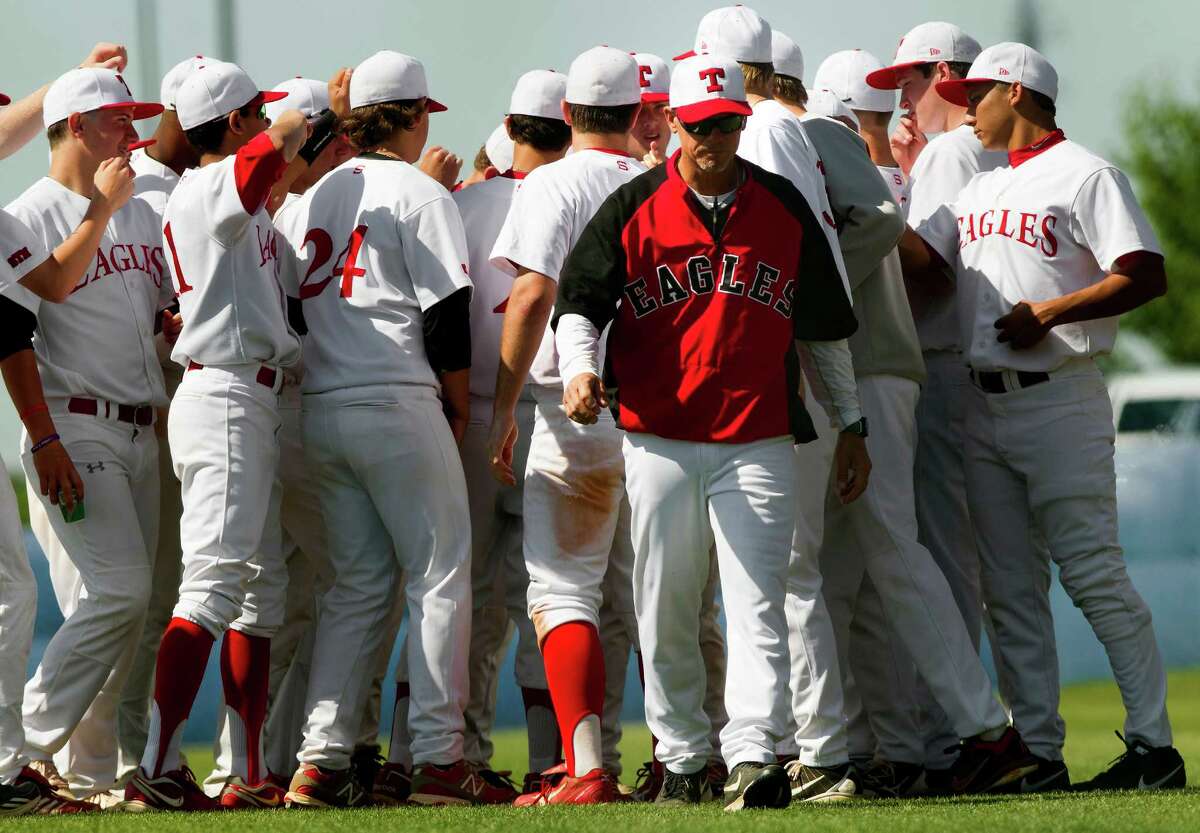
46,118,70,149
1027,89,1057,117
739,61,775,96
567,102,638,135
918,61,974,80
772,74,808,107
508,114,572,152
340,99,426,152
184,102,260,155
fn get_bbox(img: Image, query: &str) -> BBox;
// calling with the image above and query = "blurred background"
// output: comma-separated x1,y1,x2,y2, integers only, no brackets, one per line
2,0,1199,744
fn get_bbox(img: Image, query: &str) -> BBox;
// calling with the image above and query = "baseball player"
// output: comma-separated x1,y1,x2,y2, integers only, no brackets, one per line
628,52,670,166
4,65,170,806
277,49,511,808
122,60,305,812
486,45,645,806
905,41,1186,792
553,54,863,809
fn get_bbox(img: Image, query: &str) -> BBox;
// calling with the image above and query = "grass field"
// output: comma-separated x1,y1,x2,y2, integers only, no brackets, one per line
15,670,1200,832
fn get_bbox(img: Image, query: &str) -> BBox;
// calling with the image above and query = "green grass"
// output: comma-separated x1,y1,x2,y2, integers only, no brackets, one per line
18,670,1200,831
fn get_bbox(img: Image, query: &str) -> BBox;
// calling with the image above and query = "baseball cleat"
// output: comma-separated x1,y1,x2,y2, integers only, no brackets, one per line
722,762,791,812
785,760,859,802
407,760,518,805
219,776,287,810
79,789,128,810
993,756,1070,793
350,745,385,799
26,759,71,798
857,759,927,798
1073,732,1186,792
517,764,567,802
705,759,729,797
947,727,1039,794
632,759,664,802
513,765,622,806
122,766,220,812
655,769,712,806
284,763,367,808
0,768,96,815
370,762,412,806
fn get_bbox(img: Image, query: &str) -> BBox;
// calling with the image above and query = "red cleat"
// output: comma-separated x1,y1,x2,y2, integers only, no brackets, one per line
514,766,622,806
220,777,286,809
123,767,220,812
408,760,518,805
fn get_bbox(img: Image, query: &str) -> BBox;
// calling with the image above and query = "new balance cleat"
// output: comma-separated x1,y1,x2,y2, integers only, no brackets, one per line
514,766,621,806
1074,732,1185,792
785,760,859,802
371,762,412,806
284,763,367,808
722,762,791,812
220,776,287,810
408,760,518,805
948,727,1039,794
123,767,220,812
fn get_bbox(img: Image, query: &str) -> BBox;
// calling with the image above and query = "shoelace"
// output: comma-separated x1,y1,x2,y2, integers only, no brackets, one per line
633,761,656,789
659,772,692,802
476,767,517,790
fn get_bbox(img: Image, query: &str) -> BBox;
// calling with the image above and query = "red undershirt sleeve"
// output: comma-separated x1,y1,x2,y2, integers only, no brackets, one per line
233,132,287,215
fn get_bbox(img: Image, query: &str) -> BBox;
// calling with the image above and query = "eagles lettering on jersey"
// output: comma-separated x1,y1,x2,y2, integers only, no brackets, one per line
957,209,1058,256
624,255,795,321
74,242,166,294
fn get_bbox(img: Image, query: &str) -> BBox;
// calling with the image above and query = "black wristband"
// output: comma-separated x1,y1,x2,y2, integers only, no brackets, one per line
298,109,338,165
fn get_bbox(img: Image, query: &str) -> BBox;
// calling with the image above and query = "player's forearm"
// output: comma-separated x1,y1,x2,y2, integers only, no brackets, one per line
439,367,470,424
799,338,861,430
0,85,49,160
1036,257,1167,329
555,313,601,383
1,349,56,442
898,227,953,294
20,201,114,302
494,271,556,415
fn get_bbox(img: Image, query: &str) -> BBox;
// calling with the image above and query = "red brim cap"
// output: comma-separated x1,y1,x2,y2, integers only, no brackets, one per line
125,138,157,152
641,92,669,103
673,50,697,62
674,98,753,122
98,101,166,120
426,97,447,113
935,78,992,107
864,61,928,90
249,90,290,108
0,93,10,106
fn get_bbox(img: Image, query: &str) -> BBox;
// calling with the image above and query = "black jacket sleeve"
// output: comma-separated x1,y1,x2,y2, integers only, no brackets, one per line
0,294,36,362
422,286,471,374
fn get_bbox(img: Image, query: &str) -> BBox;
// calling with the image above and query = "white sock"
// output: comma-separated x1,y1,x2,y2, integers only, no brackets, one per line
571,714,603,777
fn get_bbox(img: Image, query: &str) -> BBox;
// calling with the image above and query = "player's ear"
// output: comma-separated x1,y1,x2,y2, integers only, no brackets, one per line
227,108,244,137
504,115,514,141
561,99,572,126
67,111,86,140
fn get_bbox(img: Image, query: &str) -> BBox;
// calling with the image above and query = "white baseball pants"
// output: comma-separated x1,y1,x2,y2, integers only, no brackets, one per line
298,385,470,769
966,361,1172,757
624,433,796,774
0,461,35,785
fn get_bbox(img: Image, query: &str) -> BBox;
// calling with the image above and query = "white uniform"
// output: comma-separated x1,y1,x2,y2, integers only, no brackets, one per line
0,211,46,786
5,178,170,791
877,165,906,208
282,153,472,770
917,133,1173,759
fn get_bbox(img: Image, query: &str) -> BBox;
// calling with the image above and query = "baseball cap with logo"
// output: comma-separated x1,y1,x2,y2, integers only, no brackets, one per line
865,21,982,90
807,88,860,131
676,5,772,63
509,69,567,120
814,50,896,113
265,77,329,122
565,46,640,107
485,122,515,172
175,61,287,130
771,31,804,81
670,54,753,122
936,42,1059,106
43,68,163,128
350,51,447,113
160,55,207,111
632,53,670,103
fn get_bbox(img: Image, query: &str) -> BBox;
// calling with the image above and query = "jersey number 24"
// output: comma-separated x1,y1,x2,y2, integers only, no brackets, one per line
299,225,369,300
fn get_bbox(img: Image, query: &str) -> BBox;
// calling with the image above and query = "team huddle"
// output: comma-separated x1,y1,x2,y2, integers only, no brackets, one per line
0,3,1188,816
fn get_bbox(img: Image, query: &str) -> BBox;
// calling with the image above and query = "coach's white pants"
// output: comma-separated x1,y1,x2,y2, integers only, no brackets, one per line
298,385,469,769
966,362,1172,757
625,433,795,774
20,411,157,782
0,461,36,785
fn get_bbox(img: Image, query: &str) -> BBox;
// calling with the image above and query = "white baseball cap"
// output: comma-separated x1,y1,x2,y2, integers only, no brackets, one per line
677,5,772,63
43,68,163,128
175,61,287,130
565,46,640,107
265,77,329,122
937,42,1059,106
806,88,860,131
350,51,447,112
509,69,567,120
669,54,752,122
771,31,804,80
485,122,514,172
160,55,207,110
814,50,895,113
866,21,982,90
632,53,670,103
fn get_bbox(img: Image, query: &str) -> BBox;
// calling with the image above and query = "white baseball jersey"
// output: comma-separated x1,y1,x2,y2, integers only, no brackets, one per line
489,147,645,387
0,208,47,292
276,153,472,394
130,146,182,218
452,171,522,398
917,134,1160,373
739,99,851,299
5,179,171,407
903,125,1007,352
166,132,301,369
877,165,906,208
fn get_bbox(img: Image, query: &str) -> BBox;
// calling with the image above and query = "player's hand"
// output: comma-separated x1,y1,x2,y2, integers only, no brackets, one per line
890,112,928,176
80,43,127,72
161,310,183,346
419,146,463,191
91,156,135,215
563,373,607,426
488,410,519,486
641,140,666,169
269,109,312,160
34,439,84,510
833,432,871,504
994,300,1054,349
327,67,353,120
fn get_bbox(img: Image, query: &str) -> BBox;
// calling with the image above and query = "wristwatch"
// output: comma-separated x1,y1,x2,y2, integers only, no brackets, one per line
841,417,869,438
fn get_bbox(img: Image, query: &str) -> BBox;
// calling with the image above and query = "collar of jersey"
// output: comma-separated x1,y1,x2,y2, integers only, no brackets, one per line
578,146,635,159
358,151,405,163
498,169,528,179
665,148,749,196
1008,129,1066,169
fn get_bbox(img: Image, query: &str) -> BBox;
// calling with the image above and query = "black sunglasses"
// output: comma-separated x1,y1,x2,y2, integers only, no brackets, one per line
681,113,747,136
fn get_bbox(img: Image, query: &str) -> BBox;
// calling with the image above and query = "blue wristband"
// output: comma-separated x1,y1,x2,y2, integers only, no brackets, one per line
31,433,60,454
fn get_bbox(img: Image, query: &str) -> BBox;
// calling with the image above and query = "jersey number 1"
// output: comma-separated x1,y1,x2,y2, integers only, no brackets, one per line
299,225,369,299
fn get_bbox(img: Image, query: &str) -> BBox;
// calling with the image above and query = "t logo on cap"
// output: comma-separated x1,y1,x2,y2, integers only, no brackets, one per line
699,67,726,93
638,65,652,88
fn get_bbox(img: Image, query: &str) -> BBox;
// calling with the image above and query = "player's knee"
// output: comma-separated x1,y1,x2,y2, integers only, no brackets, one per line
102,567,154,623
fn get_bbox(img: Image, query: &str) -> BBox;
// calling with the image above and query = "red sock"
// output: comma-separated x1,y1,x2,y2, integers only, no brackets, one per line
220,629,271,784
146,618,215,776
541,622,604,776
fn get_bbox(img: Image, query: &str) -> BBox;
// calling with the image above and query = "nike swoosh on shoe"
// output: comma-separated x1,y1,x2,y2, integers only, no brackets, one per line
1138,765,1184,790
138,782,184,808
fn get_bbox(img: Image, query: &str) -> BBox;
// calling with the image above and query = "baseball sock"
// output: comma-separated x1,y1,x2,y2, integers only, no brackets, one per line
521,686,561,773
387,681,413,768
542,622,605,777
220,629,270,785
142,617,215,777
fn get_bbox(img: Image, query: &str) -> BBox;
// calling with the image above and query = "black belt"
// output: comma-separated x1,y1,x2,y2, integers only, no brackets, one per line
67,397,155,426
969,369,1050,394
